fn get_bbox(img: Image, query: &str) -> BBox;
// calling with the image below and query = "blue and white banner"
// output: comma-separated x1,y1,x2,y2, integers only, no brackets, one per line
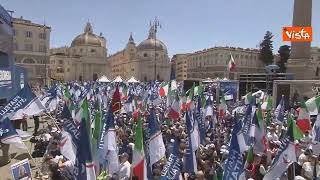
160,139,182,180
223,121,244,180
0,117,27,149
0,84,35,121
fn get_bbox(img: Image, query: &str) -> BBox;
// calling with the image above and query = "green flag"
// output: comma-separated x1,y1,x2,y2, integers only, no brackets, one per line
63,85,71,100
256,104,263,128
246,146,254,163
81,98,91,133
93,101,102,141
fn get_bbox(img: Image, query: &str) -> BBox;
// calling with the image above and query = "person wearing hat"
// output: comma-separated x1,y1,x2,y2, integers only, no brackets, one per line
118,153,131,180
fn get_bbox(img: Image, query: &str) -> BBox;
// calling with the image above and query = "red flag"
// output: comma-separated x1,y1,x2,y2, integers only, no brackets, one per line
112,86,122,113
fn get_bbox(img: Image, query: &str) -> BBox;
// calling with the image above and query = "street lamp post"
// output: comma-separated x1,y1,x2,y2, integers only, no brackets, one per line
41,24,48,87
152,17,161,81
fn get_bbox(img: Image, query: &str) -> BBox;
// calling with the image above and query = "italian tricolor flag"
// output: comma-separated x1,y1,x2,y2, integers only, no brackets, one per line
132,115,146,180
296,102,311,133
218,96,227,120
167,97,180,120
186,83,195,111
159,82,169,97
228,53,236,72
180,90,187,112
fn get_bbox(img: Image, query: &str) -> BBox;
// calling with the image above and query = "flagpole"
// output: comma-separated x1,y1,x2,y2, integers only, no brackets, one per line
44,112,61,132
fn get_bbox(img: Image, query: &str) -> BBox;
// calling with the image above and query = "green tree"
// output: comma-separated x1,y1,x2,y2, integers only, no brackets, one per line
259,31,274,65
277,45,291,73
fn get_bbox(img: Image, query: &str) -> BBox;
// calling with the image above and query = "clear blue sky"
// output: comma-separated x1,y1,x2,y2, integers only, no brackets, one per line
1,0,319,56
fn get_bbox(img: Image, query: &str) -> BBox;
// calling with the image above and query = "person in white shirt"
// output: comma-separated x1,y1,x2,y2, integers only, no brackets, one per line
118,153,131,180
266,127,279,142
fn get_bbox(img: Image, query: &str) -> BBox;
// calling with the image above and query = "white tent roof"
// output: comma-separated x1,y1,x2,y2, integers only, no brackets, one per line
113,76,123,83
98,75,110,82
127,76,139,83
202,77,214,83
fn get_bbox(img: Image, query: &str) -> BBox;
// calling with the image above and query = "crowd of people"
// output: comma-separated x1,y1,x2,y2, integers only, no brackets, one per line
1,81,320,180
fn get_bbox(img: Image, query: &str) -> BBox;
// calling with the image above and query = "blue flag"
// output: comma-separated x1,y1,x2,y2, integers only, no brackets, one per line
184,112,198,174
77,116,96,180
0,84,35,121
160,139,182,180
241,104,253,146
97,107,108,169
61,103,80,147
0,117,27,149
148,108,166,165
195,96,206,145
223,121,244,180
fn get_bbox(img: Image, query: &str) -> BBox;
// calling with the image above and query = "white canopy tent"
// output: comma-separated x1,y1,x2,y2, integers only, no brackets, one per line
98,75,110,83
113,76,123,83
202,78,214,83
127,76,139,83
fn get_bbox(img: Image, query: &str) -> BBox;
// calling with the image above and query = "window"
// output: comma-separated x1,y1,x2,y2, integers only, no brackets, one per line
240,55,244,59
39,45,46,52
91,49,96,53
59,60,63,64
67,68,70,72
23,58,35,64
155,53,159,57
131,68,134,71
80,49,83,52
57,67,64,73
25,31,32,38
24,43,33,51
0,52,9,67
39,33,46,40
144,53,147,57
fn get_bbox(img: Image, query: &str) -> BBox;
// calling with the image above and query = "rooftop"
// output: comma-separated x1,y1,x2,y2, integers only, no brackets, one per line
12,16,51,29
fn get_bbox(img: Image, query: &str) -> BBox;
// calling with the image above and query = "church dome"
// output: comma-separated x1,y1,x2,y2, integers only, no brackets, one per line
71,22,103,47
137,25,167,51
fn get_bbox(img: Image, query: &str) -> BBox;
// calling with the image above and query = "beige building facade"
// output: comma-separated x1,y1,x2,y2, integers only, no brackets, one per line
173,47,265,81
108,25,170,81
171,54,189,81
12,17,51,87
49,22,110,81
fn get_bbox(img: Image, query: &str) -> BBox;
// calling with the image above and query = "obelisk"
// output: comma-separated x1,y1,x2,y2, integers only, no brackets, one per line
287,0,314,79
